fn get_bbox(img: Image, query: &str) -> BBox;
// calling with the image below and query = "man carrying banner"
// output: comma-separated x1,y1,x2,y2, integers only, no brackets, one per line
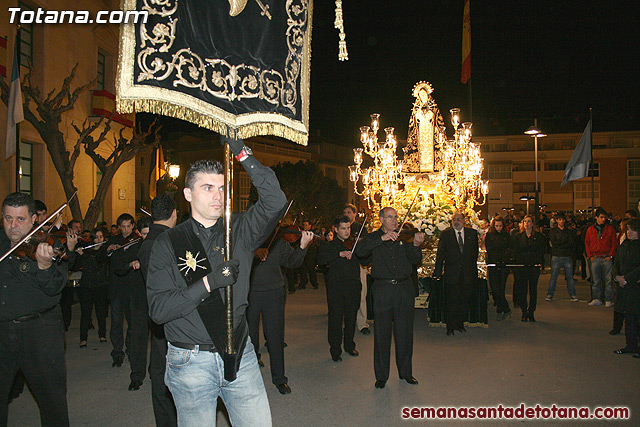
146,137,286,426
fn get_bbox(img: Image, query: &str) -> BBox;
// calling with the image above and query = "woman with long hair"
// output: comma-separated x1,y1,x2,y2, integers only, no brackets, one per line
76,229,109,347
511,214,547,322
485,216,512,320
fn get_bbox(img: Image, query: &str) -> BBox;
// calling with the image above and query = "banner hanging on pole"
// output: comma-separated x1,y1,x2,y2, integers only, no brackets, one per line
116,0,312,145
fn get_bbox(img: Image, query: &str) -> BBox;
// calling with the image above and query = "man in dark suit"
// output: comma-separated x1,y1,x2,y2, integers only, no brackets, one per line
434,211,479,335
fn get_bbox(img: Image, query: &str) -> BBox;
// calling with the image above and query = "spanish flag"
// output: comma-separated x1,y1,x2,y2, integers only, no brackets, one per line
149,146,167,199
461,0,471,84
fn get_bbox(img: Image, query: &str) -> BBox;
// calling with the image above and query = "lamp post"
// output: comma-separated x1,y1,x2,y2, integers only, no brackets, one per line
524,119,546,218
519,194,535,215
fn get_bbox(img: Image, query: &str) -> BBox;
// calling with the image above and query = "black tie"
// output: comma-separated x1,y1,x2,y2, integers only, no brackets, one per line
457,231,464,253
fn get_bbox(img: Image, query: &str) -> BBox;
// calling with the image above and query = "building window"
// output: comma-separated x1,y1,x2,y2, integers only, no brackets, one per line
587,162,599,177
19,141,33,195
629,182,640,210
488,164,511,180
513,162,538,172
544,162,568,171
18,2,34,67
513,182,536,193
97,51,106,90
238,170,250,211
544,181,572,194
628,160,640,177
575,182,600,199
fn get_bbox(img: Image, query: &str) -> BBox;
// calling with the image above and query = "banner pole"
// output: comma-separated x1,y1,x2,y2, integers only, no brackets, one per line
223,141,235,354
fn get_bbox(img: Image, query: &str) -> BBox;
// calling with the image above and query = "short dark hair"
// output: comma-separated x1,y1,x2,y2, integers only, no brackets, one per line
555,212,566,219
334,215,351,228
116,213,135,226
185,160,224,190
137,217,152,231
624,209,638,218
151,195,176,221
68,219,81,229
34,199,47,213
343,203,357,214
2,192,36,216
595,207,607,217
627,219,640,234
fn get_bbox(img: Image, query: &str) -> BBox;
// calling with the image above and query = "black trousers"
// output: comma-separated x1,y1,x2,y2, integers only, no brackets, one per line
77,285,108,341
513,267,540,314
372,279,414,382
129,283,149,382
488,267,510,314
0,307,69,427
60,285,77,330
247,287,287,385
613,310,625,332
149,321,177,427
109,291,131,359
624,314,640,351
327,282,361,357
298,255,318,288
444,277,474,330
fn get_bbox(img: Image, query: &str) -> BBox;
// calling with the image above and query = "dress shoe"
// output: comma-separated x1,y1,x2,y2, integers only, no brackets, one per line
528,313,536,322
258,358,265,368
457,326,466,333
276,383,291,394
401,376,419,385
609,329,621,335
346,349,359,357
99,337,108,343
79,341,87,348
360,327,371,335
128,379,142,391
331,355,342,362
614,348,636,354
446,329,454,336
112,356,123,367
375,380,386,389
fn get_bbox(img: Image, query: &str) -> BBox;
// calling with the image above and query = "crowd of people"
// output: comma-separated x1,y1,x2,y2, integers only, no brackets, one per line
2,143,639,426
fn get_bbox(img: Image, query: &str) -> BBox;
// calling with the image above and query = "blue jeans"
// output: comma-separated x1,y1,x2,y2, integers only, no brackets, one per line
165,339,271,427
590,257,613,302
547,256,576,297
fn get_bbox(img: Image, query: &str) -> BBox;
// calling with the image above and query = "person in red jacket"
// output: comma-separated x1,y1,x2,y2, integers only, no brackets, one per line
584,208,620,307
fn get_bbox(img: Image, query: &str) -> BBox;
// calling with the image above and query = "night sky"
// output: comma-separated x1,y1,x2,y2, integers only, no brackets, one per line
308,0,640,144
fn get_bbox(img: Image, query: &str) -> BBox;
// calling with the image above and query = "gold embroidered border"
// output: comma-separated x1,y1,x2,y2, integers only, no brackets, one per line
116,0,311,145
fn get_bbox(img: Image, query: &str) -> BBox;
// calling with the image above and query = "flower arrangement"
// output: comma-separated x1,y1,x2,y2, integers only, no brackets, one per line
397,199,482,240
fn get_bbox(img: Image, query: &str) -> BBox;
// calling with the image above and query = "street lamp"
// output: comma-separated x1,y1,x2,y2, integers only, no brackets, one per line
524,120,546,217
519,194,535,215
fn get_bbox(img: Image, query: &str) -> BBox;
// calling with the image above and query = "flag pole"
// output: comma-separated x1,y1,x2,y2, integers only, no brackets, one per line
589,108,594,218
14,27,21,192
223,138,235,355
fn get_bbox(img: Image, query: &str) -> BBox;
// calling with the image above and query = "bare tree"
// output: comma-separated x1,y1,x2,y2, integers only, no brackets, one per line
1,63,160,228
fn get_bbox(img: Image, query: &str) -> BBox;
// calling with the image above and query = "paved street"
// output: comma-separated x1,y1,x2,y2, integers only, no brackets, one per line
8,273,639,426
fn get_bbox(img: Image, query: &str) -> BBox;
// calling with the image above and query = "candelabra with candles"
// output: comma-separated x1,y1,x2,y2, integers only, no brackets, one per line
349,113,404,213
434,108,488,212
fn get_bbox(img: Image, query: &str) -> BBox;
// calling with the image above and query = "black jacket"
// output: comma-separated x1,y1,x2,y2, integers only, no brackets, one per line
434,227,479,284
250,239,307,292
317,238,361,286
485,229,510,264
613,239,640,315
549,227,576,258
510,231,546,267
